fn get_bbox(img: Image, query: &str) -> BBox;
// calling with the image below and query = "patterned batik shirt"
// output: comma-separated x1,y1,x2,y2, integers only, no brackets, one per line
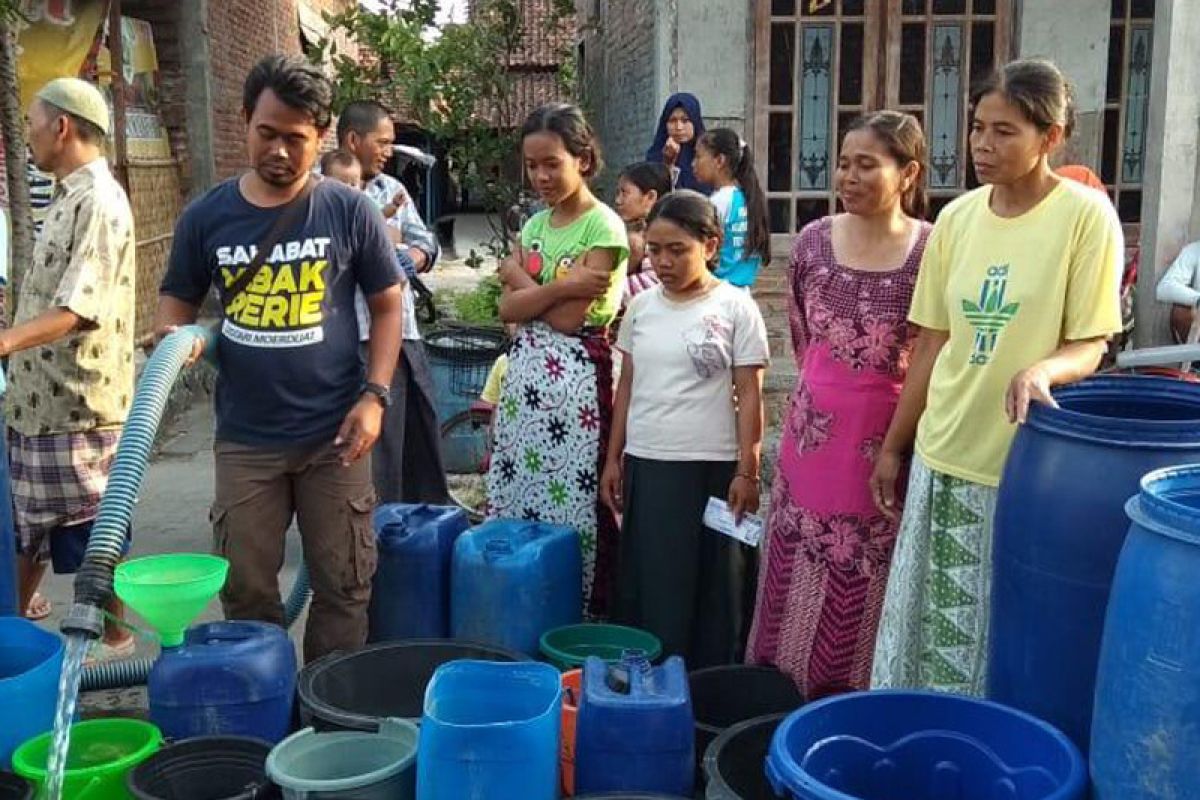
6,158,136,436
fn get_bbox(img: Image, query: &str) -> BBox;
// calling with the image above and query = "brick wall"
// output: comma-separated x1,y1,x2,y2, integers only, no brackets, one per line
579,0,661,195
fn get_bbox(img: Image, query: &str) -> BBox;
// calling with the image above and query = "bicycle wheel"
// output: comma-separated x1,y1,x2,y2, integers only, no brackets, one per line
440,407,493,522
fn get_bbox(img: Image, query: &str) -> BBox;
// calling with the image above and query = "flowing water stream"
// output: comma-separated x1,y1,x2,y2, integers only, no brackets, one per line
43,634,89,800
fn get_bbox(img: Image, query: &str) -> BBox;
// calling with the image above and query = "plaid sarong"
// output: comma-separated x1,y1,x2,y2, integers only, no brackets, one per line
8,427,120,559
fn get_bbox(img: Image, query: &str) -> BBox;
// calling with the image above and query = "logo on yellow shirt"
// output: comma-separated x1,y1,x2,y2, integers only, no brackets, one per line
962,264,1020,366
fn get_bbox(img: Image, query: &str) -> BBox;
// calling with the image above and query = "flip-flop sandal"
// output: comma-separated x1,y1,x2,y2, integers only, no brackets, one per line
24,592,51,621
84,636,137,666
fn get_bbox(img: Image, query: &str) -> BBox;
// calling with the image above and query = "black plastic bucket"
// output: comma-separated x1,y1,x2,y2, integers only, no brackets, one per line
689,666,802,771
702,713,787,800
0,772,32,800
298,638,530,731
127,737,276,800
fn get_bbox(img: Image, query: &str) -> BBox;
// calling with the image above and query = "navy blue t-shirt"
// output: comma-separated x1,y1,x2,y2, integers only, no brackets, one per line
161,177,401,446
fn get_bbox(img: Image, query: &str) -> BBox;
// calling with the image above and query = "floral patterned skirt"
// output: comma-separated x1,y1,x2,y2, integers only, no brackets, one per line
485,321,617,618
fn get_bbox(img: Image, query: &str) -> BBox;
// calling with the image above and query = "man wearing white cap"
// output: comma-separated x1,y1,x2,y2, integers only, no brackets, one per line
5,77,136,659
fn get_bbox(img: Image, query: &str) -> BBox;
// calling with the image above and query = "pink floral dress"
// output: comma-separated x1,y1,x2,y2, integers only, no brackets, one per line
747,215,930,697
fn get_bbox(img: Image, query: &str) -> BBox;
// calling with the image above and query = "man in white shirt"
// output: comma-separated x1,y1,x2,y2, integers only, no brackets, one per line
337,101,448,503
1156,241,1200,344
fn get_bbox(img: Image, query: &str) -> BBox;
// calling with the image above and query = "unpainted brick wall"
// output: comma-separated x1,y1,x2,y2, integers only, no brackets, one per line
580,0,661,196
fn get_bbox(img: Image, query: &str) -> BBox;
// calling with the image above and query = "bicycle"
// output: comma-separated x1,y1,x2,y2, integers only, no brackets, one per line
441,402,494,522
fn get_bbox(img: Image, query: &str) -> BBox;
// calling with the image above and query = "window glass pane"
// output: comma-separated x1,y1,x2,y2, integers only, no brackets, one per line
929,196,954,219
928,24,963,188
1101,107,1119,185
1121,25,1152,183
773,0,797,15
769,199,791,234
970,21,995,92
841,0,865,15
837,110,860,150
1111,0,1125,18
933,0,966,13
768,114,794,192
1106,25,1124,104
798,25,834,190
801,0,836,16
973,0,996,13
966,147,981,190
771,24,797,105
796,198,829,229
1130,0,1153,19
839,23,865,105
1118,190,1142,222
903,0,926,14
900,24,926,104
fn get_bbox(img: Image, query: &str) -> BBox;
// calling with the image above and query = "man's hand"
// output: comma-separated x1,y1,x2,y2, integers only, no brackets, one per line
391,190,409,209
335,396,384,466
154,325,206,367
407,246,429,273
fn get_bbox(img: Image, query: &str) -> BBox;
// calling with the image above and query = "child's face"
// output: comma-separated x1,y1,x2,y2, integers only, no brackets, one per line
614,177,656,223
692,142,721,185
646,217,718,293
523,131,588,206
327,162,363,190
666,107,695,145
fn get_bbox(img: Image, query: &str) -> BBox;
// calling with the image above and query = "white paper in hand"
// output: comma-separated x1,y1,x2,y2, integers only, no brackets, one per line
703,497,765,547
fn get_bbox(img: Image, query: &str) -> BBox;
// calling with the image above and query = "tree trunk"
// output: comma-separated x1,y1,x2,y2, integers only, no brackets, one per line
0,18,33,315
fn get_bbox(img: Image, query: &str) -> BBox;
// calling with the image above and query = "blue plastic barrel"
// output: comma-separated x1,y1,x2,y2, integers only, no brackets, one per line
575,654,694,796
368,504,469,642
149,620,297,743
766,690,1086,800
417,660,561,800
990,376,1200,754
0,619,61,768
1091,465,1200,799
451,520,582,655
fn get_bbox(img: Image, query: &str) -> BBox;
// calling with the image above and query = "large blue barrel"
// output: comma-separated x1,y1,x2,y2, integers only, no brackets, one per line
451,519,582,655
0,404,19,617
1092,465,1200,799
417,660,561,800
149,621,296,743
575,654,694,796
990,376,1200,754
368,504,469,642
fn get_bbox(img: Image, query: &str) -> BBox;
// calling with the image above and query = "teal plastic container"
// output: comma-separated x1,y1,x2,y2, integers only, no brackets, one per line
575,654,695,796
451,520,582,655
266,719,418,799
0,619,63,768
417,660,561,800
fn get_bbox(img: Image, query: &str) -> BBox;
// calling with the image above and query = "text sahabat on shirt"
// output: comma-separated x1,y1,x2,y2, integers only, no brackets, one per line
216,236,333,330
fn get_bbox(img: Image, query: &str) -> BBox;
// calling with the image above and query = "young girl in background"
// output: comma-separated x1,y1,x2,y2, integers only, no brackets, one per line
490,103,629,618
693,128,771,289
602,191,769,667
615,161,672,300
646,93,710,193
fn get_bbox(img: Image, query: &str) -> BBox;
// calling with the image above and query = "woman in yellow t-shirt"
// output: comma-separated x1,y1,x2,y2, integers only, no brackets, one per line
868,59,1123,695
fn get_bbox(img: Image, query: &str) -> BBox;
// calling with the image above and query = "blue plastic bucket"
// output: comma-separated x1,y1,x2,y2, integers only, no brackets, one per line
266,719,418,799
0,619,63,768
417,660,561,800
766,690,1086,800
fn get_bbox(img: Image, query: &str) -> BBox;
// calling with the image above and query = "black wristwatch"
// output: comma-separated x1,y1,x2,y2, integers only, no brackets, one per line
362,382,392,408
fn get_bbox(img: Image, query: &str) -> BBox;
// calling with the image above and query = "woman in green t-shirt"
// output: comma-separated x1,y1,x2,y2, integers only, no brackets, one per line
489,103,629,618
868,60,1123,695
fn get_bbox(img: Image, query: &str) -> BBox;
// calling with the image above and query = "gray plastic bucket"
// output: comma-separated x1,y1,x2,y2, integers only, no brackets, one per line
265,719,418,799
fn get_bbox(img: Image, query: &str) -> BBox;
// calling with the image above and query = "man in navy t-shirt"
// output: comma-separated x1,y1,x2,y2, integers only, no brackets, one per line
156,55,404,661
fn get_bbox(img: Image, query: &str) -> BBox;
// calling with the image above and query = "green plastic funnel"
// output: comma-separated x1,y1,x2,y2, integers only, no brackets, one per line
114,554,229,647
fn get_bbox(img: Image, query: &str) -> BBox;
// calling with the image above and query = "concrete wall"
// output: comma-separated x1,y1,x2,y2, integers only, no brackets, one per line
1135,0,1200,346
1016,0,1110,169
674,1,750,133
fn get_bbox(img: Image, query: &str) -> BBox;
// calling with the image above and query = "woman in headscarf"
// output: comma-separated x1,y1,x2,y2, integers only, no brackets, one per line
646,93,711,194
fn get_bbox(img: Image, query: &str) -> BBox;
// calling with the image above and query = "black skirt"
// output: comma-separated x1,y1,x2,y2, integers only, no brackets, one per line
613,454,757,668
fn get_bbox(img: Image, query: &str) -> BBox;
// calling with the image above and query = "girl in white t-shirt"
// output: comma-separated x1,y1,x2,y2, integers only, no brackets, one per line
602,190,770,666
